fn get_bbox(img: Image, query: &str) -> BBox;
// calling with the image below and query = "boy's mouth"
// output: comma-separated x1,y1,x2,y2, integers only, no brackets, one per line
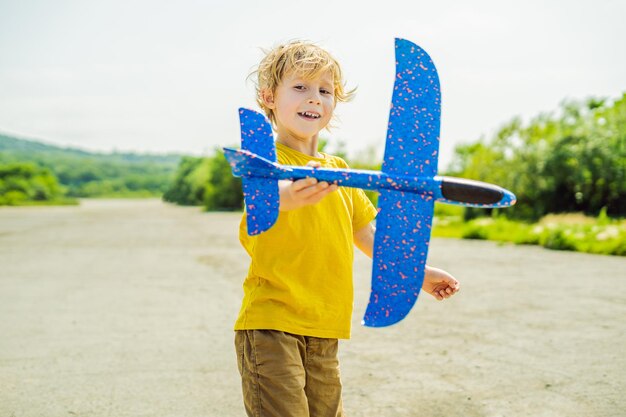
297,111,321,120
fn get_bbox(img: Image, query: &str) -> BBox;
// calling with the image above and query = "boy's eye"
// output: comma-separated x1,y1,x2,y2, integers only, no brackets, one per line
320,88,332,95
294,85,305,90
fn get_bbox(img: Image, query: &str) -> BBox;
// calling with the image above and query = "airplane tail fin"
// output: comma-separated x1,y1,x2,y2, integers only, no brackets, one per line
237,108,280,235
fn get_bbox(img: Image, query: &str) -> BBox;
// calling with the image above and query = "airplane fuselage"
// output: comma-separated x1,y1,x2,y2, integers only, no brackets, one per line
227,152,516,208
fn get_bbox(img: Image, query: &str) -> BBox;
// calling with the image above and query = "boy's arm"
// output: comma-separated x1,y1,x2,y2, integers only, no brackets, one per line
353,223,460,300
353,222,375,258
279,161,338,211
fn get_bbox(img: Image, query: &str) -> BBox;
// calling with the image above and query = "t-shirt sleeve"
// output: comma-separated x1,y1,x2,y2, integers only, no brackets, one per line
238,211,256,257
352,188,378,232
332,156,378,232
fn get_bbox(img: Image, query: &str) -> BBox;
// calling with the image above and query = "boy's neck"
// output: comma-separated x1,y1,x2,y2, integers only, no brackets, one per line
276,133,323,158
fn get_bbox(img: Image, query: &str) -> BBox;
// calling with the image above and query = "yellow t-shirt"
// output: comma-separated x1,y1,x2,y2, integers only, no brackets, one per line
234,142,378,339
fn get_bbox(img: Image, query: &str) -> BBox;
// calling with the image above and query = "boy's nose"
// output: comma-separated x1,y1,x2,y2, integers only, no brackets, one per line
307,97,321,105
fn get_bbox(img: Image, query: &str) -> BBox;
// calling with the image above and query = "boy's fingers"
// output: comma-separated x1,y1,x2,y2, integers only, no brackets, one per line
292,177,317,192
442,276,460,290
317,183,338,195
294,180,328,199
303,182,338,201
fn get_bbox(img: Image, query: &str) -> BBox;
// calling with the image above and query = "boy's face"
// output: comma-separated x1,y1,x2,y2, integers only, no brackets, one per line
264,70,335,142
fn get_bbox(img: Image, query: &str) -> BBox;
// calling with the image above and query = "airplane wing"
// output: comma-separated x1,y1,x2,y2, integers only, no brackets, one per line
363,38,441,327
381,38,441,177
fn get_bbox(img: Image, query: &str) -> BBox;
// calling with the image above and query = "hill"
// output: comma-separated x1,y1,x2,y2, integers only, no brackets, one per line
0,132,183,200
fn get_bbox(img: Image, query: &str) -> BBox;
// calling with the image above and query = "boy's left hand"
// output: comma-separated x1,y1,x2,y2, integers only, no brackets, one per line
422,266,460,301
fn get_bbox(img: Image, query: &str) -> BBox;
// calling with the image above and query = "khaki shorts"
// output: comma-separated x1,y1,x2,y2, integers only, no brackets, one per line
235,330,346,417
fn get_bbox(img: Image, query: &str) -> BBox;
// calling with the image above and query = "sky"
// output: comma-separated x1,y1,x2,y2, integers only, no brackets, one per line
0,0,624,170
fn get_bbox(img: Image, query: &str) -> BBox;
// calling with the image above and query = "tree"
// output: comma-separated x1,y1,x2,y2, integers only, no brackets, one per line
162,156,210,205
450,93,626,220
203,151,243,211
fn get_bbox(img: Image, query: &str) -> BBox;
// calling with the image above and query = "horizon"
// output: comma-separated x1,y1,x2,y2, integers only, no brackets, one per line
0,129,190,157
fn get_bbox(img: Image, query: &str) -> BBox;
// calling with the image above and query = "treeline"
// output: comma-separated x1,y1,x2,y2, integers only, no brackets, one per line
3,92,623,218
449,94,625,221
0,134,181,204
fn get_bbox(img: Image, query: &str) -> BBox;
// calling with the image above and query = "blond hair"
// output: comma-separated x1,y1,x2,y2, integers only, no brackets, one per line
251,40,356,125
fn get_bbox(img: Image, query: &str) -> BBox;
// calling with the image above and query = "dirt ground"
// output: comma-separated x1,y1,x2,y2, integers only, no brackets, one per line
1,199,625,417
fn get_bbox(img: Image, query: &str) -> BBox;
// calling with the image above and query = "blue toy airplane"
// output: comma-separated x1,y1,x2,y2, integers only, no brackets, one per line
223,38,516,328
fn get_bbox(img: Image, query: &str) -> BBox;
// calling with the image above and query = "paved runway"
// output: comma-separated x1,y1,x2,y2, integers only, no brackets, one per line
1,199,625,416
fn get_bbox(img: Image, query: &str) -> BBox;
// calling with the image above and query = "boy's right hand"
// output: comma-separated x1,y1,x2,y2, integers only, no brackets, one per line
278,161,338,211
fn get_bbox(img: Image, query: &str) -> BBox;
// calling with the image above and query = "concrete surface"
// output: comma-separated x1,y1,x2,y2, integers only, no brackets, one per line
1,199,625,416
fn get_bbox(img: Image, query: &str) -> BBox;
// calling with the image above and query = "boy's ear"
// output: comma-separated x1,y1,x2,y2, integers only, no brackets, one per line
261,89,275,109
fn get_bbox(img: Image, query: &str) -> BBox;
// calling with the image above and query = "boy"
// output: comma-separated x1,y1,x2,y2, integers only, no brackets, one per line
235,40,460,417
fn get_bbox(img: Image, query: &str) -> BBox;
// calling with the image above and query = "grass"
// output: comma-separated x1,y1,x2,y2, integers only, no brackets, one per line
432,207,626,257
0,197,79,207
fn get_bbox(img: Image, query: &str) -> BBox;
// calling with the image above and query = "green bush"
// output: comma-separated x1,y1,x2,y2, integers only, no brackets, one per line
435,213,626,256
461,221,490,240
539,228,578,251
0,162,65,205
203,152,243,211
163,149,243,211
162,156,210,205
